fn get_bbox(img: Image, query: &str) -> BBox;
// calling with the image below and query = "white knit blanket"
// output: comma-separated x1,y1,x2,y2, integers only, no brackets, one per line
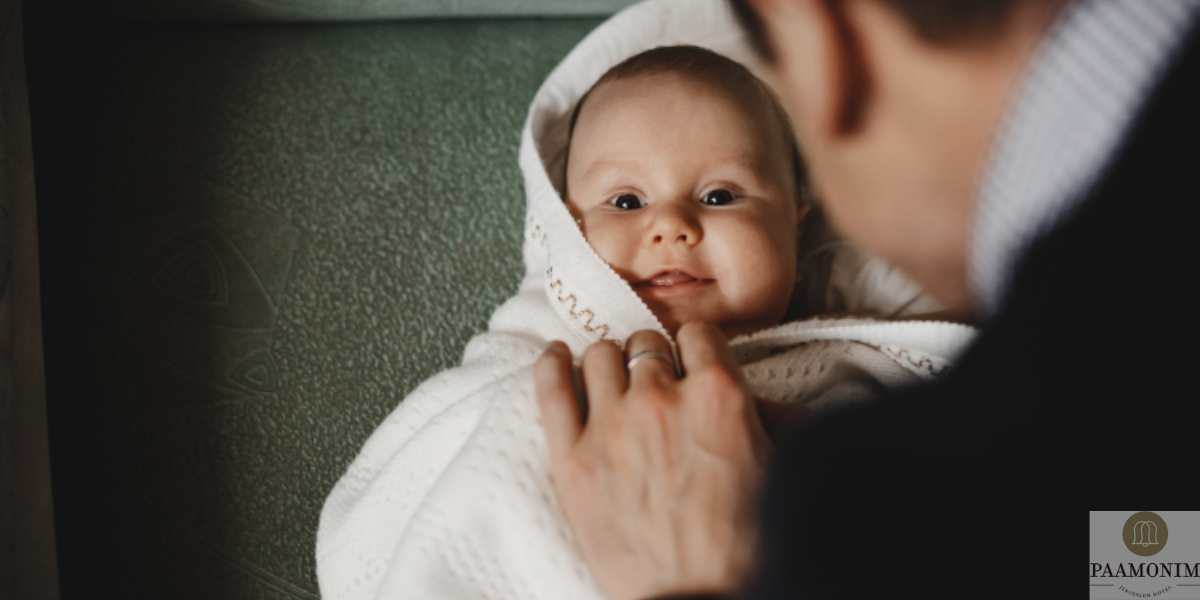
315,1,977,598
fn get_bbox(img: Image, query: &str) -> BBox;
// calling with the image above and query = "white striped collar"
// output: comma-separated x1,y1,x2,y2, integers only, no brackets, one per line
970,0,1199,318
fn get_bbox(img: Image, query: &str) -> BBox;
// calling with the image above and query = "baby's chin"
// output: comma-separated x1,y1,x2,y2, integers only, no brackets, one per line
633,288,790,341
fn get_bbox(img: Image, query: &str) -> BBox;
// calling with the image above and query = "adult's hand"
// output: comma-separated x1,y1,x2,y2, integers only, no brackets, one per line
534,322,772,600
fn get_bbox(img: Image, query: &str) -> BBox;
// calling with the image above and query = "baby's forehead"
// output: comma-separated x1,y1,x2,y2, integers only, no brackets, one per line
583,69,781,130
570,70,795,179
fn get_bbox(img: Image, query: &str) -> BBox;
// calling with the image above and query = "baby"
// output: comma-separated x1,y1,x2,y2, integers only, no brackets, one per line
564,45,808,339
316,23,973,600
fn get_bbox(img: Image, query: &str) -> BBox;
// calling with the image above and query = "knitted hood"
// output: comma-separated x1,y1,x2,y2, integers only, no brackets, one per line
517,0,941,351
517,0,772,348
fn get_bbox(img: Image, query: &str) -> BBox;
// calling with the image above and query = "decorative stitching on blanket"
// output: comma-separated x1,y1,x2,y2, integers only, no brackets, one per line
545,267,612,341
527,215,548,246
865,342,950,378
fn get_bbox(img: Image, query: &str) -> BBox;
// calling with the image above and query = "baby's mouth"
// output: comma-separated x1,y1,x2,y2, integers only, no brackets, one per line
641,271,699,287
633,271,713,299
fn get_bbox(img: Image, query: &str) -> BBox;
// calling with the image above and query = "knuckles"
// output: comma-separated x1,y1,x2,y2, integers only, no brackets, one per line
632,386,677,419
626,329,671,351
558,453,597,490
533,349,572,393
534,349,567,377
582,340,622,365
687,364,742,398
687,364,750,418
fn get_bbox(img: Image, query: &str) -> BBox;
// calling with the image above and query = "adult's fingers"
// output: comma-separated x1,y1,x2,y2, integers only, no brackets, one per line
534,341,583,464
580,340,627,417
675,322,759,437
675,322,742,384
625,330,677,389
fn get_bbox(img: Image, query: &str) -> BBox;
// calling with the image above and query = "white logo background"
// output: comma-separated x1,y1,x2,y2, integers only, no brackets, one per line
1090,511,1200,600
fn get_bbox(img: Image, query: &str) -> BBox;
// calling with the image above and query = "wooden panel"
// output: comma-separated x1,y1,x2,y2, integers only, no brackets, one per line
0,0,60,597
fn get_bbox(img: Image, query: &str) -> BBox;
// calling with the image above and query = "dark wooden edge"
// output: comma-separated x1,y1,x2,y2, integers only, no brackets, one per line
1,0,61,597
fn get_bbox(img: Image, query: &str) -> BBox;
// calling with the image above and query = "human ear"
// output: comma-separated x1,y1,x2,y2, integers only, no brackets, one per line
744,0,871,138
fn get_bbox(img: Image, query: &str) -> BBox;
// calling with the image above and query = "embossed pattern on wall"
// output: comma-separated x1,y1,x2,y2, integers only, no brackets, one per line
31,18,598,599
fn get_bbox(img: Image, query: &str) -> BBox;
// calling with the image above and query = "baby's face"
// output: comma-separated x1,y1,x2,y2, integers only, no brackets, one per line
566,73,802,338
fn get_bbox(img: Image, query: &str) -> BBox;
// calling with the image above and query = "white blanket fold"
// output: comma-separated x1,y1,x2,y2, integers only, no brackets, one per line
316,1,977,598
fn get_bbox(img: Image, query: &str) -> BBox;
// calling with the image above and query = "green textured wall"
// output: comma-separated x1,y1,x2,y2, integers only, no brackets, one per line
111,0,638,22
26,16,599,599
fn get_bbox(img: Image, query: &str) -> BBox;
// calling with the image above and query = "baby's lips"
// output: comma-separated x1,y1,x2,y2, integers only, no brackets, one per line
643,271,699,286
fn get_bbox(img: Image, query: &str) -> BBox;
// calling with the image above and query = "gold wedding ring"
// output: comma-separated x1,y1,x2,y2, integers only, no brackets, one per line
626,350,674,372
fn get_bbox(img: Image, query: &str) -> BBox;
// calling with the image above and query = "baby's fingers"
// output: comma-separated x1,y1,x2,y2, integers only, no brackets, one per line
535,341,583,465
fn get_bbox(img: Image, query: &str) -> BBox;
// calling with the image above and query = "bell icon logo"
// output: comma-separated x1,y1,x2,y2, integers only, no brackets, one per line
1122,512,1168,557
1132,521,1159,548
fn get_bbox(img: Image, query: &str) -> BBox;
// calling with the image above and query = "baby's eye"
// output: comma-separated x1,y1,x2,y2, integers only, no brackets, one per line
611,194,646,210
700,189,736,206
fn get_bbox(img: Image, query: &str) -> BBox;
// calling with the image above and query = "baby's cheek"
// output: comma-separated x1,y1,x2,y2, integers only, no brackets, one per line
728,228,796,315
581,220,636,273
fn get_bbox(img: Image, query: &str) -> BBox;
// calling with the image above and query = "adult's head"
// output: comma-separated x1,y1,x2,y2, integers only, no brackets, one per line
731,0,1068,313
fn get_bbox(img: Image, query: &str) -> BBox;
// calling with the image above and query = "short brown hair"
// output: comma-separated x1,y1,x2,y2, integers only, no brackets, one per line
565,45,809,205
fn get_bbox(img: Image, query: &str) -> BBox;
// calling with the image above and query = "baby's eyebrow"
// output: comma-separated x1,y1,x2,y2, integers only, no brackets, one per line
707,155,772,179
580,159,643,184
580,154,770,185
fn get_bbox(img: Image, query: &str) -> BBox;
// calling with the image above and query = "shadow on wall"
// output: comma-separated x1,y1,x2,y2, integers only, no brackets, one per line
25,12,311,597
24,6,598,599
94,177,310,599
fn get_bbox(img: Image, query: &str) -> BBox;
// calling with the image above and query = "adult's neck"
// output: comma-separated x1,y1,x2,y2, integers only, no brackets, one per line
837,0,1069,314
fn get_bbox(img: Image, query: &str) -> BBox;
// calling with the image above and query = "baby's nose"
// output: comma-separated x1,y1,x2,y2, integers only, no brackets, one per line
648,206,701,245
652,230,692,243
